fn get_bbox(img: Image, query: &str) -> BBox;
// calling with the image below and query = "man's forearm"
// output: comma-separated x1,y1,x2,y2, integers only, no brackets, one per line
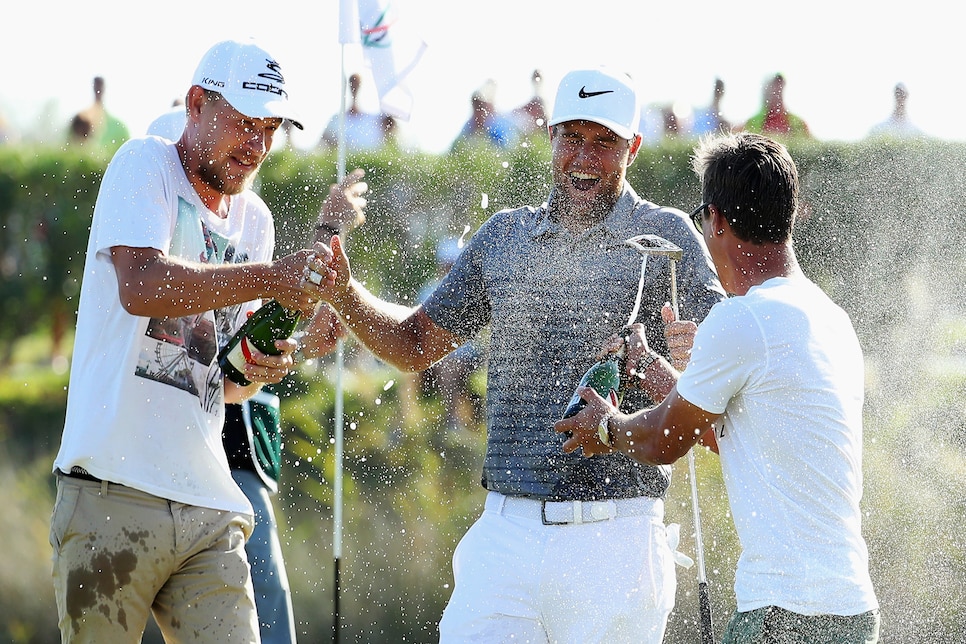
636,354,678,403
312,168,367,242
224,379,263,405
611,391,717,466
117,256,275,318
330,278,438,372
114,246,314,319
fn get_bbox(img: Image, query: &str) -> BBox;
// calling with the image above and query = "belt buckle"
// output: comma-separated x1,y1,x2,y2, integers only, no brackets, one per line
541,499,618,525
541,500,571,525
541,500,588,525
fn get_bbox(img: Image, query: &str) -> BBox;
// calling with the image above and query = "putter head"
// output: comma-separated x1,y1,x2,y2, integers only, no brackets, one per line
624,234,683,261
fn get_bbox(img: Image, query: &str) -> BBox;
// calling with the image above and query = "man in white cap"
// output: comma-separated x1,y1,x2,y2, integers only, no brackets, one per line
307,67,725,642
50,38,365,643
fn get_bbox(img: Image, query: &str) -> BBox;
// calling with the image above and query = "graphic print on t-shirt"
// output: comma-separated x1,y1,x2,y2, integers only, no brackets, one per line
134,197,236,409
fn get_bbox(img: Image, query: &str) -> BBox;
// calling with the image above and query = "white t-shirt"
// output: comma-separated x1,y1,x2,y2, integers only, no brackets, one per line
54,137,274,514
677,275,878,616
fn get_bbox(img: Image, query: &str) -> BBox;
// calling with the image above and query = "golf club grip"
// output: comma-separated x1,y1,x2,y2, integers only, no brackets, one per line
698,581,714,644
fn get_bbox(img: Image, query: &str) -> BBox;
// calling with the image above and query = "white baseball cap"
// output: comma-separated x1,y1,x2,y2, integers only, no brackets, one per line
191,39,304,130
548,67,640,140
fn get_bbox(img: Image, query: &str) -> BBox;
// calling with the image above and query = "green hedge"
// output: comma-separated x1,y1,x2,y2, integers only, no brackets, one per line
4,137,965,355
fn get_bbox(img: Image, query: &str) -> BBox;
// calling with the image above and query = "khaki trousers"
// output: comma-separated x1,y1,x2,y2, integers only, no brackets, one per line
50,472,258,643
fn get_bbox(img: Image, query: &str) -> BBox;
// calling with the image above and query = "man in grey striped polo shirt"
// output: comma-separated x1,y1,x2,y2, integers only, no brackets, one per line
311,66,725,643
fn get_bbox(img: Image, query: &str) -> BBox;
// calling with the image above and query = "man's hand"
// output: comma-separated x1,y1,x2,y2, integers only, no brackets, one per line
662,303,697,372
224,338,297,404
315,168,368,241
297,304,347,361
304,236,353,306
597,323,655,388
266,249,329,316
247,337,297,383
554,386,619,457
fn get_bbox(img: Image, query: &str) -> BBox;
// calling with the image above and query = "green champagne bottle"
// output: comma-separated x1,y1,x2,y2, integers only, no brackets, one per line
561,352,624,419
217,300,302,386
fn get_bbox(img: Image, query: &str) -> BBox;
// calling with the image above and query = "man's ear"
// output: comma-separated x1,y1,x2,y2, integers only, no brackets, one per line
185,86,207,123
708,203,726,235
627,133,643,164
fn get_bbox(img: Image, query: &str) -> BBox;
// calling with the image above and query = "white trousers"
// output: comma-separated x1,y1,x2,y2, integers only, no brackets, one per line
439,491,676,644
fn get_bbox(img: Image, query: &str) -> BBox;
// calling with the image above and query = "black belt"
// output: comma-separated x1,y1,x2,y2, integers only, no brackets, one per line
59,467,102,483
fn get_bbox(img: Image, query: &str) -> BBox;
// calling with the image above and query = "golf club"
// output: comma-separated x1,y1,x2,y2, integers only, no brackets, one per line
623,234,714,644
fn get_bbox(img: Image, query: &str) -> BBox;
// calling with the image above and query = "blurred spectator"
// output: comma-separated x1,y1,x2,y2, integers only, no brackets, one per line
868,82,924,140
510,69,548,139
67,112,94,145
691,77,731,137
451,83,517,152
418,237,487,432
639,102,688,145
660,103,687,139
318,73,390,152
379,113,402,149
146,98,186,141
222,389,295,643
223,305,347,644
71,76,130,151
742,72,811,139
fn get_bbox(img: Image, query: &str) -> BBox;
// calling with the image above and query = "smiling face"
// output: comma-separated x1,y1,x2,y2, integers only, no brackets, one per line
179,87,282,212
550,120,640,229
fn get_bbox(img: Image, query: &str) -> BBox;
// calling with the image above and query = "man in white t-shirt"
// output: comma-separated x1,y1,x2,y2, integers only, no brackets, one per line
50,38,364,643
556,132,880,643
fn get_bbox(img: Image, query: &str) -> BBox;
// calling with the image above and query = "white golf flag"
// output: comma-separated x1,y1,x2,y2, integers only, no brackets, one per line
339,0,427,121
338,0,361,44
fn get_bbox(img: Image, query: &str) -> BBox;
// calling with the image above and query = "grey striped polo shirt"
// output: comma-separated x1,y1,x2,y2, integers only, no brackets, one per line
423,183,725,500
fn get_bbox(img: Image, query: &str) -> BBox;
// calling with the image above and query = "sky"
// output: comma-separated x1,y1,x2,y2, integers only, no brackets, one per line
5,0,963,154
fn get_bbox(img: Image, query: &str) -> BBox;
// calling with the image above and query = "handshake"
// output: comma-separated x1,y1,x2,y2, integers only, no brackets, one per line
222,169,366,392
265,168,367,316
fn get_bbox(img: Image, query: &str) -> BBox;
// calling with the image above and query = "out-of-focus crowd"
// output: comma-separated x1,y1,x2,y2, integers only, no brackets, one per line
0,70,925,154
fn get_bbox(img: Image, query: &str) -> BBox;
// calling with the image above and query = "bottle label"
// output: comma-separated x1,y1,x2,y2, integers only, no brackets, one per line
223,336,255,375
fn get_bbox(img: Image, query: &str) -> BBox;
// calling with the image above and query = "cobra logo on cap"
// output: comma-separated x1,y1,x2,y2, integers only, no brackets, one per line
242,59,288,98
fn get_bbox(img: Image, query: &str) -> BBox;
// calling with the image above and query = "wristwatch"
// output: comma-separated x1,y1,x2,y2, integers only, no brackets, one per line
635,350,658,376
315,222,341,238
598,411,617,447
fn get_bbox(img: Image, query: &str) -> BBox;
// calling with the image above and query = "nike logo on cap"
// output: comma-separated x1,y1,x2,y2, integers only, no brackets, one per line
578,86,614,98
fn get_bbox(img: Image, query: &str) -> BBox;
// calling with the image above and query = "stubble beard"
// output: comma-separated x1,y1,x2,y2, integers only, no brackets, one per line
197,160,255,197
552,175,620,226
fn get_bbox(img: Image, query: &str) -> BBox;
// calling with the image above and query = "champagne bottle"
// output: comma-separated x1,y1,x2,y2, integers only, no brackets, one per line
217,300,302,386
561,350,624,419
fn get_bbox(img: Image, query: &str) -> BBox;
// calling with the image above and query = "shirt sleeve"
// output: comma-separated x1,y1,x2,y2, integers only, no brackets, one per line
676,298,760,414
89,138,174,260
422,227,492,340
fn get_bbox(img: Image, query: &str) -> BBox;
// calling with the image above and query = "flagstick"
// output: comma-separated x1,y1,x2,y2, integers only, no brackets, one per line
672,276,714,644
331,2,423,637
332,44,349,644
